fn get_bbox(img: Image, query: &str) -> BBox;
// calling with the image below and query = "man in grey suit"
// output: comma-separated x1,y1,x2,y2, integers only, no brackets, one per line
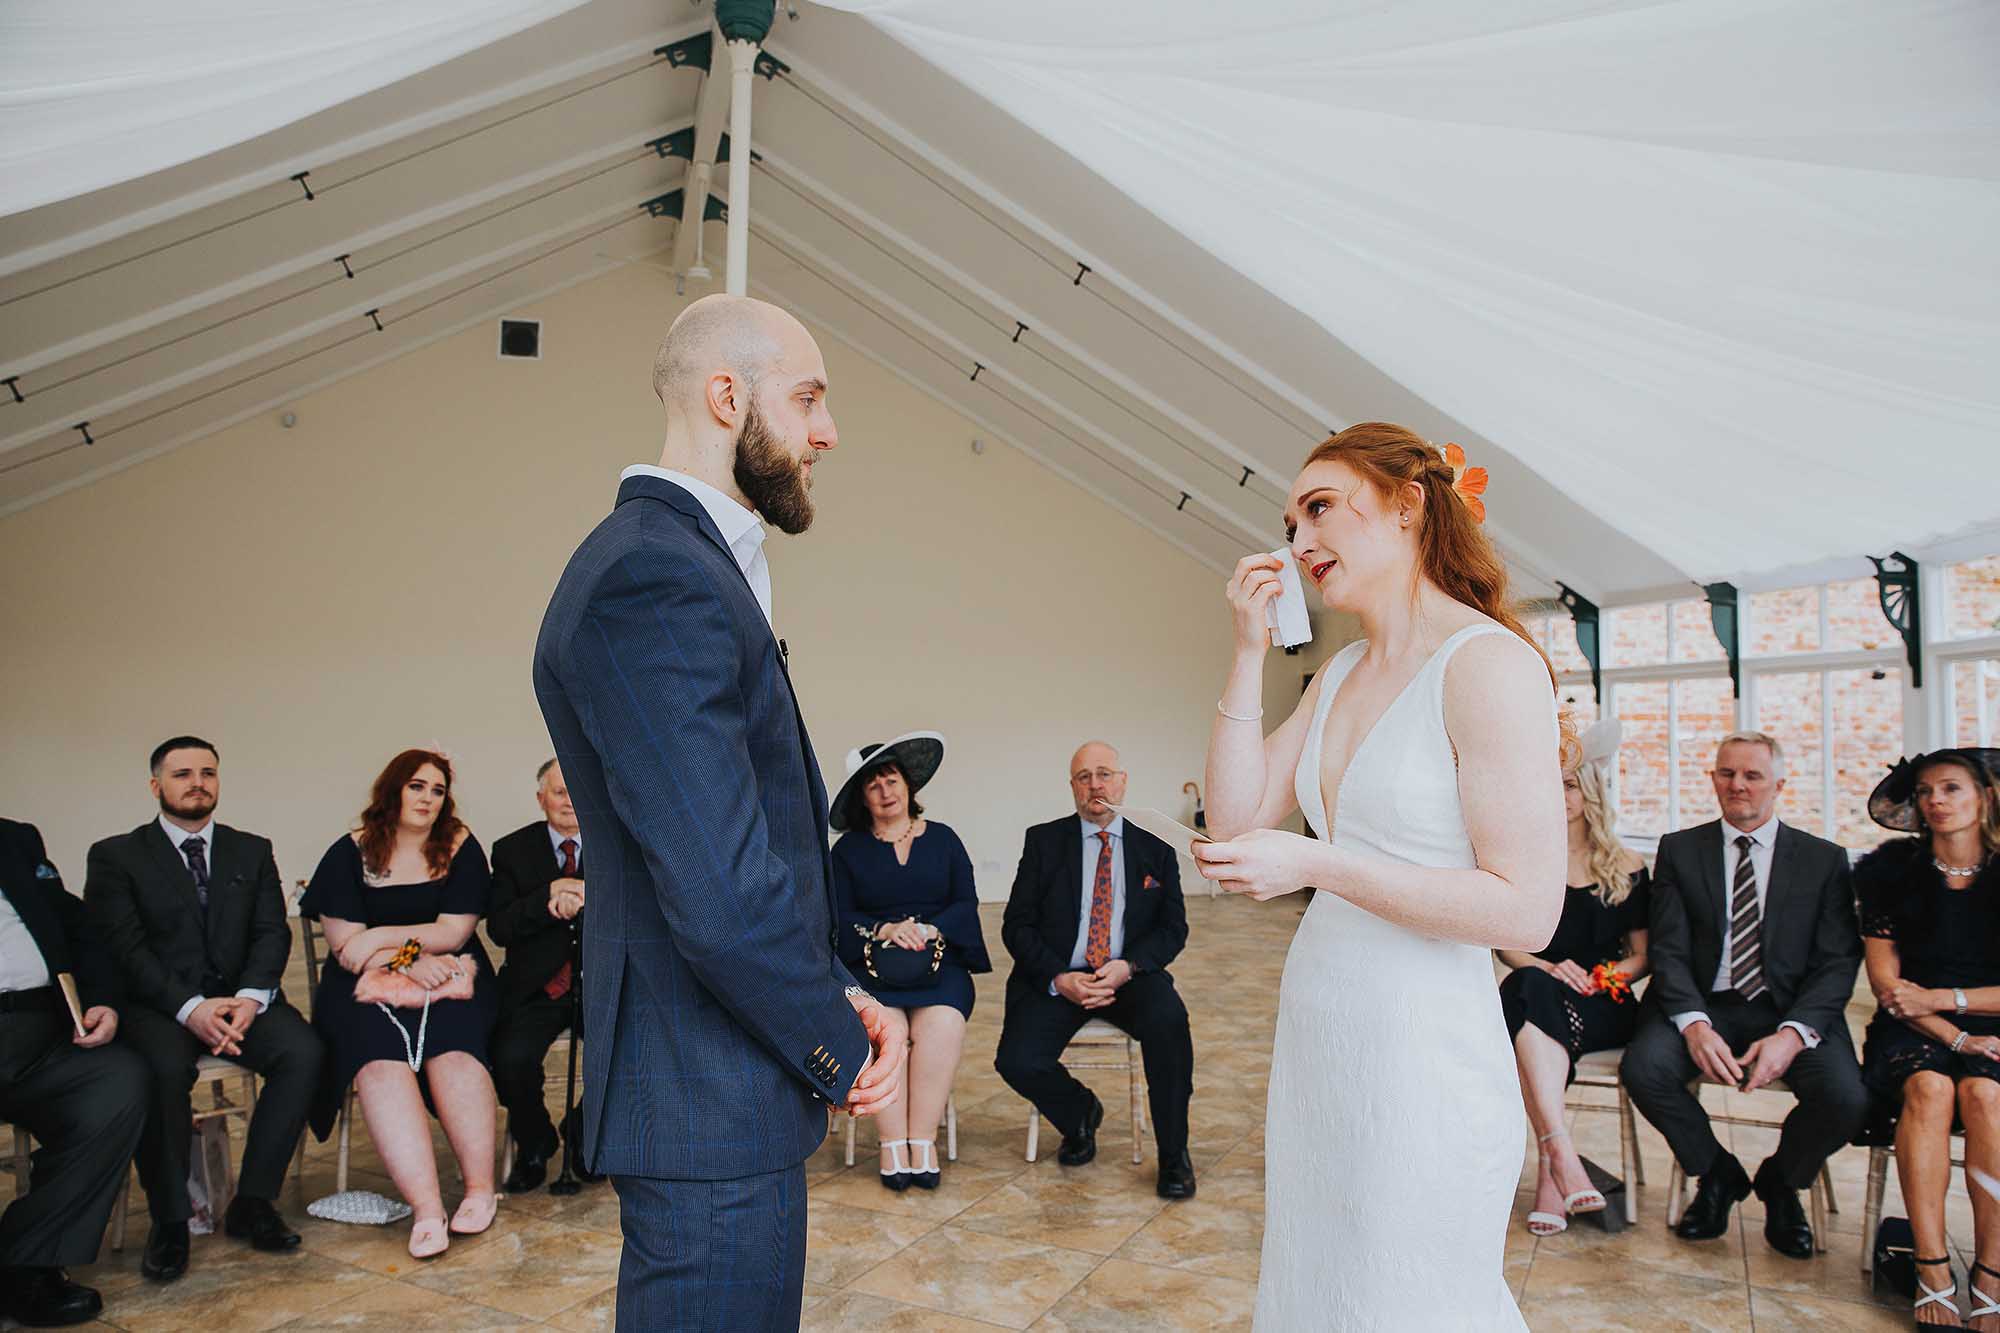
1621,731,1866,1260
534,294,905,1331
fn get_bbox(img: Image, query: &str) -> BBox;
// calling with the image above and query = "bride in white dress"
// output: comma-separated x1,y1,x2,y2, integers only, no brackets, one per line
1197,424,1567,1330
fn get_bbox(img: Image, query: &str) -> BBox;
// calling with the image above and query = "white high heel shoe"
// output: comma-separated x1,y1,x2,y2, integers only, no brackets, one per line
1526,1129,1606,1237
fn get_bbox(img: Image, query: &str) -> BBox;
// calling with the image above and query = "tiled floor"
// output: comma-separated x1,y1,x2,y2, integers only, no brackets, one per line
4,896,1936,1330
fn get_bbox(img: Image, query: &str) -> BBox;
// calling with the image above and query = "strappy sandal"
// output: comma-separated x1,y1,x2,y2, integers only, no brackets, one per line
1963,1259,2000,1329
1914,1254,1966,1329
879,1139,912,1193
449,1191,497,1236
1542,1128,1607,1215
908,1139,941,1191
408,1216,449,1260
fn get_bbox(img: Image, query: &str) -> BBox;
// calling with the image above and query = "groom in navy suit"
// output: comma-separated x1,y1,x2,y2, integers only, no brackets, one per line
534,294,906,1331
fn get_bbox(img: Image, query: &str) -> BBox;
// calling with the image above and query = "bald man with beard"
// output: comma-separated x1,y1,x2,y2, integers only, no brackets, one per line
534,295,907,1331
995,742,1197,1199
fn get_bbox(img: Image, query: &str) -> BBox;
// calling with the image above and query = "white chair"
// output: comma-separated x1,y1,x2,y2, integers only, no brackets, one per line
1025,1019,1147,1165
1860,1133,1967,1275
1663,1076,1837,1252
842,1093,958,1167
1567,1047,1646,1224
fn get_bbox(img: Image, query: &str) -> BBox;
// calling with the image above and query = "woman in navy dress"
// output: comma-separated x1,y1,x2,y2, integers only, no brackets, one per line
301,748,499,1259
830,732,990,1189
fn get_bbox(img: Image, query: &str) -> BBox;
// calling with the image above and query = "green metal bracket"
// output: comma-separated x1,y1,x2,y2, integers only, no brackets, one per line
641,190,727,223
1703,581,1741,697
1557,582,1603,705
655,32,789,81
646,129,759,165
1869,551,1923,688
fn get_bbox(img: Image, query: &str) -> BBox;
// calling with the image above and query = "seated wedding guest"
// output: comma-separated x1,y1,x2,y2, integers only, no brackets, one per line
1855,747,2000,1329
85,736,320,1284
1621,731,1866,1259
1497,720,1650,1236
489,758,597,1193
995,741,1196,1199
829,733,991,1190
1,817,148,1328
301,748,499,1260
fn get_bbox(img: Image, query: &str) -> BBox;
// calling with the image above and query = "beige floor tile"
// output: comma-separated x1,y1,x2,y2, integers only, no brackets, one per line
270,1279,536,1329
802,1289,1007,1331
101,1246,384,1333
543,1284,621,1332
398,1217,621,1319
807,1158,1020,1221
805,1197,938,1287
1748,1285,1911,1331
1531,1214,1748,1286
845,1225,1101,1329
1516,1267,1752,1331
1032,1257,1255,1331
1112,1200,1262,1285
951,1163,1170,1254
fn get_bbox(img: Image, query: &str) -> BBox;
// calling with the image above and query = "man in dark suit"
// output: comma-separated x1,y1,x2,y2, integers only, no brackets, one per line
489,757,593,1192
534,293,905,1332
83,736,322,1283
1621,731,1867,1258
0,817,148,1328
995,741,1197,1199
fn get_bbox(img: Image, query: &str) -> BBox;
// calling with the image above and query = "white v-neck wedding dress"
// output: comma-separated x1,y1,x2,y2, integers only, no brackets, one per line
1255,625,1529,1331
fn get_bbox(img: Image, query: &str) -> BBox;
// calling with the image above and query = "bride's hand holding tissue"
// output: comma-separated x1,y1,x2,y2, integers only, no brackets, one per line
1190,828,1324,902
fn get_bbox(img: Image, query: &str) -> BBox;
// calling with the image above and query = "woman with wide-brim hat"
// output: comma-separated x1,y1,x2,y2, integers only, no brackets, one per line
1855,747,2000,1328
829,732,991,1191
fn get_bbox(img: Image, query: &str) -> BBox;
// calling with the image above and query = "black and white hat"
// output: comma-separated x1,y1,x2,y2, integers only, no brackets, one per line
829,731,946,832
1866,748,2000,832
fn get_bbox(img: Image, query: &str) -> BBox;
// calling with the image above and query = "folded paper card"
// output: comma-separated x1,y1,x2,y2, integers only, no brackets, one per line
1108,804,1210,858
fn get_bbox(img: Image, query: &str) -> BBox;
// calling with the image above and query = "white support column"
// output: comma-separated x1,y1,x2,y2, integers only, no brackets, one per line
725,39,758,296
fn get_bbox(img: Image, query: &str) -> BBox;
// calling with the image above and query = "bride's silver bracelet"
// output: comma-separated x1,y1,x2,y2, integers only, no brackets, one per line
1217,700,1264,723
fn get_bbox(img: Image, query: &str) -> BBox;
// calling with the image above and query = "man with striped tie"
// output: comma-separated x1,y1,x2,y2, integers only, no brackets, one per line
1623,731,1867,1259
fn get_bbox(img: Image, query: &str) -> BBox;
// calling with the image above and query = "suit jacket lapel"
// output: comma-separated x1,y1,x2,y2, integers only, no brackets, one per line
1122,826,1144,921
1764,823,1798,951
1697,820,1727,938
1065,817,1086,929
145,821,204,919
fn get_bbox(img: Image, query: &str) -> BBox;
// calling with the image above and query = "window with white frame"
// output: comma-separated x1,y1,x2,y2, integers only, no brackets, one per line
1938,556,2000,747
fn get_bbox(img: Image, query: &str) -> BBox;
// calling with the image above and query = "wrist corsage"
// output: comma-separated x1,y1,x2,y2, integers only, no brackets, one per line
1590,963,1633,1004
386,938,422,972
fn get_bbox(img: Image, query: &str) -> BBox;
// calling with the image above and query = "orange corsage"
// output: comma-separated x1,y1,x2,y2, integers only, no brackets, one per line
386,938,422,972
1444,443,1488,523
1590,962,1633,1004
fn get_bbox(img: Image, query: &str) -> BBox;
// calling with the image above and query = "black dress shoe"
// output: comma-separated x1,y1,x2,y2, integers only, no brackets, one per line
567,1139,605,1184
0,1267,103,1327
504,1144,552,1193
1673,1151,1751,1241
1157,1150,1197,1200
223,1194,302,1252
1752,1157,1815,1259
141,1219,190,1282
1057,1093,1104,1167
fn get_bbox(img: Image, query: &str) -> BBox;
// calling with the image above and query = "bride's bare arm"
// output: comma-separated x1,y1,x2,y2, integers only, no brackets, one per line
1204,655,1321,839
1325,634,1564,949
1195,633,1563,952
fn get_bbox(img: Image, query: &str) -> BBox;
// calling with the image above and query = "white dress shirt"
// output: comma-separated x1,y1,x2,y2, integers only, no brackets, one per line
546,823,583,868
0,891,52,993
160,815,274,1026
622,464,773,627
1052,816,1128,994
1670,814,1818,1048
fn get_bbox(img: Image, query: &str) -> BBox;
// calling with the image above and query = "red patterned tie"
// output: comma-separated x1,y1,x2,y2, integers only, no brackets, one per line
544,838,578,1000
1084,830,1114,970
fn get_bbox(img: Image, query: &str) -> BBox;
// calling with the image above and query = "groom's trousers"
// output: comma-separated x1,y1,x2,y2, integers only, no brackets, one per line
612,1162,807,1332
1621,996,1867,1189
994,970,1194,1156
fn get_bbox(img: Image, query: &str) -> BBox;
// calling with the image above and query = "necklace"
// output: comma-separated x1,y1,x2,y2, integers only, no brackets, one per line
1936,854,1986,879
874,821,918,845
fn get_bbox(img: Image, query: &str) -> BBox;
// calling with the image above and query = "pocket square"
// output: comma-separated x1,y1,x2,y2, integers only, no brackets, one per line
1142,873,1160,891
34,861,59,880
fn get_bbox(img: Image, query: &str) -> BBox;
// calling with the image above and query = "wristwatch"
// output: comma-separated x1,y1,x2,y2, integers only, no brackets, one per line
843,984,869,1004
1957,988,1970,1017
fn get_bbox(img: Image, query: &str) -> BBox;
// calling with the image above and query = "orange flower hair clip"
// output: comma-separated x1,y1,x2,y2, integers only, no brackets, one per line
1443,443,1488,523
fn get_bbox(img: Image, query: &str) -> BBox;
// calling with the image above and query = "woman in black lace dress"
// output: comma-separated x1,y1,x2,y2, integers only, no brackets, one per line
1498,722,1649,1237
1858,747,2000,1329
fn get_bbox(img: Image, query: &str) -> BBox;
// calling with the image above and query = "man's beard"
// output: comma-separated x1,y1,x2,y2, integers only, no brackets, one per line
158,790,215,821
733,396,814,535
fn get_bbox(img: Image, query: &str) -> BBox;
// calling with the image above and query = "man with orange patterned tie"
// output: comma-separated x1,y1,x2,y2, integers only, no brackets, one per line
996,741,1197,1198
488,759,594,1193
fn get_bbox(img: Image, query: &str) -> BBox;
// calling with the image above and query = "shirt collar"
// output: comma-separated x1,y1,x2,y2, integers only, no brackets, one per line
1082,815,1125,842
158,813,215,849
1724,813,1778,848
547,823,581,854
622,464,765,564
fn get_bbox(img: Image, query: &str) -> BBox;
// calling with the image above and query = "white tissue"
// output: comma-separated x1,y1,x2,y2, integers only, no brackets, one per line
1264,549,1313,648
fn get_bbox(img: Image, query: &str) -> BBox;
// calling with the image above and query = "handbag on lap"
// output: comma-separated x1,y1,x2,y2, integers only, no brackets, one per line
862,934,944,989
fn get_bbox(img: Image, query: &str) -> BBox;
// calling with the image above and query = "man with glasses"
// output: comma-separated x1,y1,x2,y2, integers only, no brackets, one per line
995,741,1196,1198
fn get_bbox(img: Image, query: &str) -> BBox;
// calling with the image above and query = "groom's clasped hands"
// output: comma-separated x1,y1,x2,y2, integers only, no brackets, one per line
1192,827,1321,902
837,988,910,1117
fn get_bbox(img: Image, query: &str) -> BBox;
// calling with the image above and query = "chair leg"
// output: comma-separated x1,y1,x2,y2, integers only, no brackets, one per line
1666,1159,1687,1229
1861,1146,1888,1275
335,1091,353,1195
947,1094,958,1163
1129,1041,1145,1165
110,1167,130,1252
1618,1089,1640,1225
1821,1160,1839,1214
1026,1106,1039,1163
843,1112,856,1168
1809,1175,1828,1254
1622,1090,1646,1187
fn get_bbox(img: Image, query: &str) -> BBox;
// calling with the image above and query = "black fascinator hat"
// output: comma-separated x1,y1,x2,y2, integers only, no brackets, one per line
1866,748,2000,832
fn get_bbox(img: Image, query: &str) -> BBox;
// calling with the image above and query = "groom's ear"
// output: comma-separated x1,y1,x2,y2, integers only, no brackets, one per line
704,369,744,429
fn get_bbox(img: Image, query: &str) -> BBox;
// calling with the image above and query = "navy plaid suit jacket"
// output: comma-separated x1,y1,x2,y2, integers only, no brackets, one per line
533,473,870,1180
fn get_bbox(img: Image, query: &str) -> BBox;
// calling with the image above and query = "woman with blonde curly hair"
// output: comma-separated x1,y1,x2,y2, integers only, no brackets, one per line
1497,720,1651,1236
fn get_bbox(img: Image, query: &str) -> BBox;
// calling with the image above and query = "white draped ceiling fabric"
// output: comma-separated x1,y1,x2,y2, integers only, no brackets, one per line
0,0,588,219
822,0,2000,587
